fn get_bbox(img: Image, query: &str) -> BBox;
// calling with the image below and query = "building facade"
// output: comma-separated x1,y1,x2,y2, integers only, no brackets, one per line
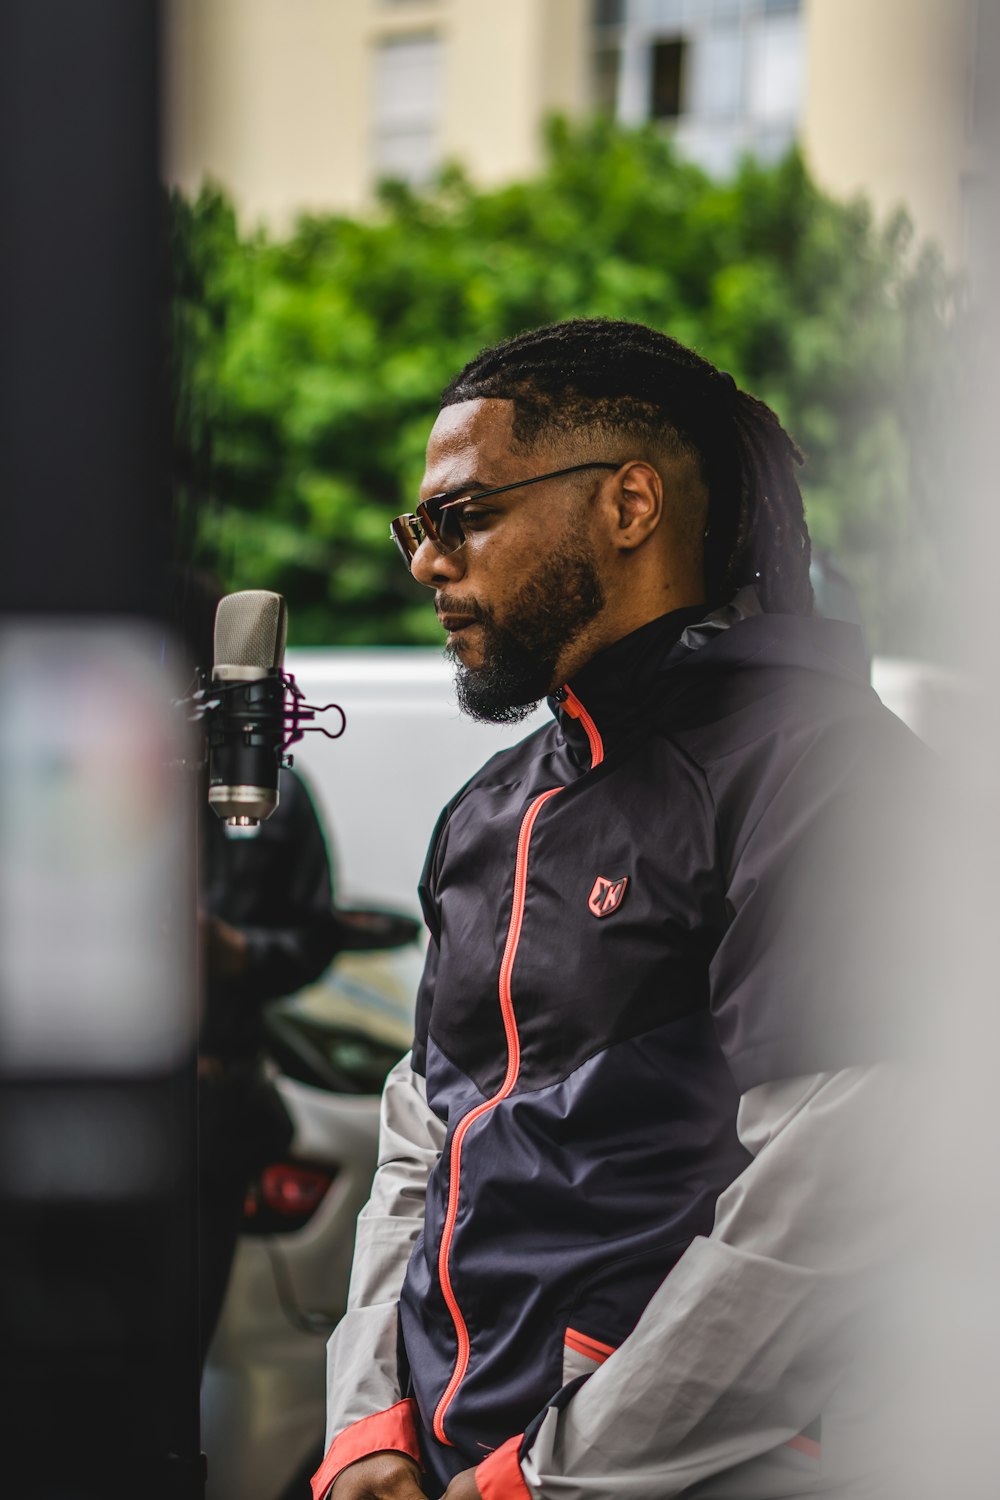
165,0,980,260
165,0,591,224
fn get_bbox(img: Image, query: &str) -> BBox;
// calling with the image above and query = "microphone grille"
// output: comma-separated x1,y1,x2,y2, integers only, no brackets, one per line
213,591,288,671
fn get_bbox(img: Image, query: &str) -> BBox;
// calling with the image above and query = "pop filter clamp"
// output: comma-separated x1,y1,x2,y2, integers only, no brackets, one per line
182,668,347,752
175,669,345,835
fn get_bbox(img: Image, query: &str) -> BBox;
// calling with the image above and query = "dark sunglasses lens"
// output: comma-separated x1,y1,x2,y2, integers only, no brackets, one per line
395,499,467,566
417,499,465,556
390,516,422,566
436,504,465,554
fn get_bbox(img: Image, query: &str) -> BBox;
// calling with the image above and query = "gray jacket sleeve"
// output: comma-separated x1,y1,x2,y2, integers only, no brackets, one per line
509,1064,903,1500
324,1051,445,1446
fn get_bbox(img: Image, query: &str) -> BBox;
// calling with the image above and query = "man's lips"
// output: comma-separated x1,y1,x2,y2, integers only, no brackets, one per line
438,613,479,633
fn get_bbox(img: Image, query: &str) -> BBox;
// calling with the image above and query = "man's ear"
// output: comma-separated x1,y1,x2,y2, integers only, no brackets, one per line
610,462,664,551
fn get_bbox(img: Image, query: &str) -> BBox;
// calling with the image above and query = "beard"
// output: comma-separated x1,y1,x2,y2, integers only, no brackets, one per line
445,537,606,725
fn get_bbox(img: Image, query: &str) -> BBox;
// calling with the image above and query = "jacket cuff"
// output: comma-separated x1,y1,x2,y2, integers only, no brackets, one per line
310,1399,421,1500
477,1434,531,1500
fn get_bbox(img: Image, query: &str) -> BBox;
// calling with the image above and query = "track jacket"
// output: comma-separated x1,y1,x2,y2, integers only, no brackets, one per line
314,592,925,1500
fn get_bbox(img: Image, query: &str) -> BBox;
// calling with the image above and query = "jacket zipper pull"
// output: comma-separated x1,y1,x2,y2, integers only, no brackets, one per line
559,688,604,764
555,685,582,717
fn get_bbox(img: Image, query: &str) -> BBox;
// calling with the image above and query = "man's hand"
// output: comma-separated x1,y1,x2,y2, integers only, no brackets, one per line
440,1467,482,1500
329,1452,426,1500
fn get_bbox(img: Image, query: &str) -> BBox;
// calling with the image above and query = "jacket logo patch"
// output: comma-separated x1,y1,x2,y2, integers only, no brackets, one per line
588,875,629,918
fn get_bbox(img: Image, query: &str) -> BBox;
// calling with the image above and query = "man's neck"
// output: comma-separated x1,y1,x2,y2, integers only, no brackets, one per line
552,587,706,688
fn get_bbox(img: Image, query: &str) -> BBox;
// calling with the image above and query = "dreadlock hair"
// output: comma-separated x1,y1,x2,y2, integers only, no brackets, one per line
440,318,813,615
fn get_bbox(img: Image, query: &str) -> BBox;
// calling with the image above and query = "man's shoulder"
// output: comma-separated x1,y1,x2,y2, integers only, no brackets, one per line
654,656,932,859
665,654,918,767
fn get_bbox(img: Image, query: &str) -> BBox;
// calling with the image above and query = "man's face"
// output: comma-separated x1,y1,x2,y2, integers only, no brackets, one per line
412,399,610,724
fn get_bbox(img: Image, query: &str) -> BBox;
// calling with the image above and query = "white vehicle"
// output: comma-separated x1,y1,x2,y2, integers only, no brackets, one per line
200,944,422,1500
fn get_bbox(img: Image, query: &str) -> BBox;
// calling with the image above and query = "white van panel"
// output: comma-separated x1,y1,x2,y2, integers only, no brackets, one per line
284,647,548,914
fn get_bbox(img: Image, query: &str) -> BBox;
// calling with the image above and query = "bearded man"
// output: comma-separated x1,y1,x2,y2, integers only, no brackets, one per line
311,320,924,1500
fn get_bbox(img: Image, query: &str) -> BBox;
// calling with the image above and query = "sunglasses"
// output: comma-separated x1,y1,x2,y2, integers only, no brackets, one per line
390,462,620,569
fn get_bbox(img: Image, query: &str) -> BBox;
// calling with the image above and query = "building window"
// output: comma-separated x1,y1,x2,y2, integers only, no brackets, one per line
650,38,686,120
688,20,743,121
649,0,684,25
746,6,802,123
592,0,624,114
593,0,625,26
371,33,443,186
598,0,803,172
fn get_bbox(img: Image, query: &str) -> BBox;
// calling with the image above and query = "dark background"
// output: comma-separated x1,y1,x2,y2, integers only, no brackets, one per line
0,5,199,1497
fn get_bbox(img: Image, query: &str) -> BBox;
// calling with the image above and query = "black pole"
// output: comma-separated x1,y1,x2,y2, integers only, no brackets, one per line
0,4,202,1496
0,0,166,615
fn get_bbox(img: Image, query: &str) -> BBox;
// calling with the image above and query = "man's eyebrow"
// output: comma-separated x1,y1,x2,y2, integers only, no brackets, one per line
428,476,492,501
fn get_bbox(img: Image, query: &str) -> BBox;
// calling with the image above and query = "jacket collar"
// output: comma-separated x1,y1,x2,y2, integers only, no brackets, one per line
549,603,712,762
549,589,766,762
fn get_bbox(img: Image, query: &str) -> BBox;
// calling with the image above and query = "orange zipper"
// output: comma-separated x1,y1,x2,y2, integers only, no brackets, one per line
560,687,605,767
431,688,604,1445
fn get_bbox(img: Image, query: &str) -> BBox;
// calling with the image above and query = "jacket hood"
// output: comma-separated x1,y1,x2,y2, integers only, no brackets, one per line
552,588,872,751
673,587,870,683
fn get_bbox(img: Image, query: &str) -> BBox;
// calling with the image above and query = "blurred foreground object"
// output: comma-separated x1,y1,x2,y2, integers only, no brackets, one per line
0,1,196,1494
0,625,199,1496
0,625,194,1075
886,7,1000,1496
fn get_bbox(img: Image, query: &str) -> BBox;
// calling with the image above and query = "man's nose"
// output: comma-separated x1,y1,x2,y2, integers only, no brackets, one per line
411,537,466,589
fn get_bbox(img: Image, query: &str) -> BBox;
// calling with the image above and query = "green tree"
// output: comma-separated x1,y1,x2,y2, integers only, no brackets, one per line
171,119,960,654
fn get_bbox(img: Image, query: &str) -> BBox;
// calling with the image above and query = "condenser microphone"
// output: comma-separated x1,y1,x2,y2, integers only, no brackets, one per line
207,590,289,837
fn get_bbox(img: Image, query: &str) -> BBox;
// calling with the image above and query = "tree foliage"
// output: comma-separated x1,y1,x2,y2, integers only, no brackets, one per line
171,118,959,653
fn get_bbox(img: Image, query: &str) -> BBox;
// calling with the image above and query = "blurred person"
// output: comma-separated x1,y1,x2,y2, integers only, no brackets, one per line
312,320,929,1500
197,760,339,1360
171,569,341,1361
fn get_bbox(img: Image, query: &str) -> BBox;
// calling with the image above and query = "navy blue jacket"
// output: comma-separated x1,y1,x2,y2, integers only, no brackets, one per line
398,598,919,1487
316,594,928,1500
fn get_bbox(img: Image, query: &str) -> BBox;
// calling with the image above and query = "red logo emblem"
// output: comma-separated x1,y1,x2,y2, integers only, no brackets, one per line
588,875,629,918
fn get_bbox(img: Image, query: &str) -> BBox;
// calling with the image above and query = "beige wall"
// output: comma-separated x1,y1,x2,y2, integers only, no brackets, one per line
164,0,589,228
801,0,977,260
444,0,587,188
165,0,370,223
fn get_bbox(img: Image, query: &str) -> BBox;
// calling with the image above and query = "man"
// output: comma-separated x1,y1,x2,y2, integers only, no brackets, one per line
312,320,924,1500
